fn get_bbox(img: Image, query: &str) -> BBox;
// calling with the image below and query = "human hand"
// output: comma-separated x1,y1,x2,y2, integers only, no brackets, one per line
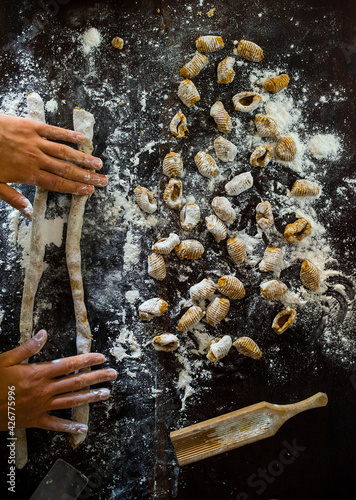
0,114,108,217
0,330,117,435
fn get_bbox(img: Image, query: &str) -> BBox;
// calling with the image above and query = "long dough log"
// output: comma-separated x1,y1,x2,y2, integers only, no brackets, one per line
15,93,48,469
66,108,95,448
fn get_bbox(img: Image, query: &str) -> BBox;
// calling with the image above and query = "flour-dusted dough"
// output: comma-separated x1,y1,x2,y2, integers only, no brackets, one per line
66,108,95,449
15,93,48,470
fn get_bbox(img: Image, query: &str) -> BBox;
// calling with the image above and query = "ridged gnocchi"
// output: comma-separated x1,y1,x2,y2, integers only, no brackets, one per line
300,259,321,291
276,136,297,161
148,253,166,281
225,172,253,196
190,278,217,301
212,196,236,224
178,79,200,107
233,337,262,359
217,56,236,84
196,35,224,53
180,52,209,78
152,334,179,352
134,186,157,214
210,101,232,133
256,201,274,229
194,152,219,178
180,203,201,231
227,236,247,264
250,145,273,167
214,136,238,162
263,74,290,94
290,179,320,197
255,113,280,138
259,247,282,272
234,39,264,62
272,308,296,334
152,233,180,254
260,280,287,300
163,179,183,210
175,239,205,260
218,275,245,299
139,298,168,321
205,215,227,242
284,218,311,244
178,305,205,331
232,91,262,112
206,297,230,326
170,112,189,138
207,335,232,361
163,152,183,178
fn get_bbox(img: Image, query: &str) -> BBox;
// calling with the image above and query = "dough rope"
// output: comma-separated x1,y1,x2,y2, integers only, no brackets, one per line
66,108,95,448
15,93,48,470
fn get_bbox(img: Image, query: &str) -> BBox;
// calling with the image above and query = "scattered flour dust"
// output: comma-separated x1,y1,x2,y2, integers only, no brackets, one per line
110,327,142,362
308,134,341,159
82,27,102,55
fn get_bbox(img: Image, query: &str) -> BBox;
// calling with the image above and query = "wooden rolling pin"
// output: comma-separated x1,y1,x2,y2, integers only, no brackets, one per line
170,392,328,466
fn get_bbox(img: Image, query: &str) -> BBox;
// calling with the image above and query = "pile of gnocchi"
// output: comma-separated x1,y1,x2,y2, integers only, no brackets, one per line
134,35,322,362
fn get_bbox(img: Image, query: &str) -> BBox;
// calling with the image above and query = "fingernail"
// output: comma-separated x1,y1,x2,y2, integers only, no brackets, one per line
97,388,110,398
107,369,118,378
77,425,88,434
92,158,103,168
22,200,33,218
78,185,95,195
75,133,86,142
96,175,108,187
34,329,46,341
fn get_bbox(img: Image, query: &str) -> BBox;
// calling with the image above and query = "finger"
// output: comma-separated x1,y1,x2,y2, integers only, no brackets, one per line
35,123,86,144
49,388,111,410
40,352,106,378
50,368,117,395
39,414,88,435
0,183,33,218
4,330,47,366
35,170,95,196
40,156,107,187
39,140,103,170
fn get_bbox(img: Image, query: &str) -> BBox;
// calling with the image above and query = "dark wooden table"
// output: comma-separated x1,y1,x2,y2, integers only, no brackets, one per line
0,0,356,499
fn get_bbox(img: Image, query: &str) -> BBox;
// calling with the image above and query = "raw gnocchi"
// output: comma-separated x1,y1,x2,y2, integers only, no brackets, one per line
139,298,168,321
207,335,232,361
272,308,296,334
250,145,273,167
170,112,189,138
217,56,236,84
218,275,245,299
152,334,180,352
180,52,209,78
227,236,247,264
163,179,183,210
259,247,282,272
190,278,217,301
175,239,205,260
212,196,236,224
148,253,166,281
178,305,205,331
214,136,238,162
152,233,180,254
232,91,262,112
163,152,183,178
263,74,290,94
196,35,224,52
225,172,253,196
205,215,227,242
210,101,232,133
178,79,200,107
276,136,297,161
256,201,274,229
260,280,287,300
180,203,201,231
300,259,321,291
134,186,157,214
233,337,262,359
255,113,280,138
284,218,311,244
290,179,320,197
206,297,230,325
194,151,219,178
234,39,264,62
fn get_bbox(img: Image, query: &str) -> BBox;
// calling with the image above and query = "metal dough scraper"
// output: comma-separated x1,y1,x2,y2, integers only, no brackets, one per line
29,459,88,500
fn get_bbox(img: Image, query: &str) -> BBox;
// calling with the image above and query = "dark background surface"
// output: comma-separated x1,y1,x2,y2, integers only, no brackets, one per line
0,0,356,499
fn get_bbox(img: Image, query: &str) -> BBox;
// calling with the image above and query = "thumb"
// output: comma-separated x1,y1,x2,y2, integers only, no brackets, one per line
0,183,33,218
3,330,47,366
